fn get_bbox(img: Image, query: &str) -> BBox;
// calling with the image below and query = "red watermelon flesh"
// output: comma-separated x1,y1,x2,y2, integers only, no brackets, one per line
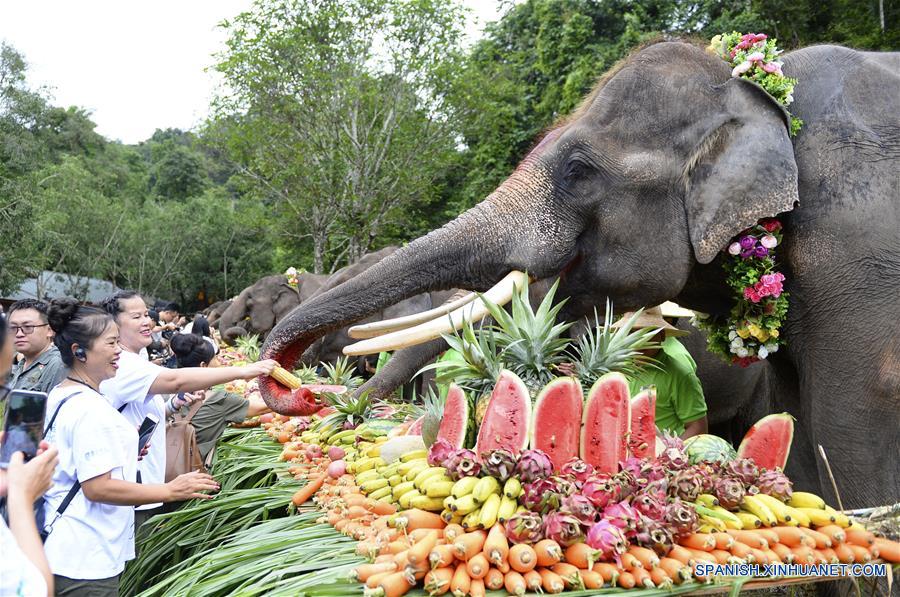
736,413,794,470
581,372,631,474
531,377,583,471
305,384,347,395
629,387,657,460
437,384,469,448
406,415,425,436
475,370,532,455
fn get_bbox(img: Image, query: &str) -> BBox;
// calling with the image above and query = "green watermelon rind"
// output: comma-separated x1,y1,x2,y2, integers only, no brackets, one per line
530,377,584,471
736,412,795,470
629,388,657,460
437,384,470,449
475,370,532,455
581,372,631,474
684,434,737,464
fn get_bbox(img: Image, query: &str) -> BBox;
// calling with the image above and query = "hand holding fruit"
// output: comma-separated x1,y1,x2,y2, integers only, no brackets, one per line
243,359,279,379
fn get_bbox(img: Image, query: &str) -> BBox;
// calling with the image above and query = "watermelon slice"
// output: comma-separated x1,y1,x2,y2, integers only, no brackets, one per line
475,370,532,455
436,384,470,448
530,377,583,471
305,384,347,394
736,413,795,470
581,372,631,474
629,387,657,460
406,415,425,436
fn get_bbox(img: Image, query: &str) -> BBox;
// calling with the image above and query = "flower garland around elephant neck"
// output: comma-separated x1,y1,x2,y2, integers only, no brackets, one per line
708,32,803,136
694,218,789,367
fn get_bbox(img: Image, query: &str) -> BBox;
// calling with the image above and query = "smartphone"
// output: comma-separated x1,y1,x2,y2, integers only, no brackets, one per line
137,413,159,453
0,389,48,467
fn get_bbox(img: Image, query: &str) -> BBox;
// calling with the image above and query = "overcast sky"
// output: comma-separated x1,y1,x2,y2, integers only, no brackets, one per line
0,0,503,144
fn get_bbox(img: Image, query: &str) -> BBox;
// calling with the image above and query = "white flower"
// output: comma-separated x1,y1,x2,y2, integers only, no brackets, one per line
732,61,752,77
736,347,749,358
760,235,778,249
758,346,769,359
731,337,744,349
784,92,793,105
285,266,298,276
728,331,737,340
728,242,742,255
747,51,765,62
765,343,779,353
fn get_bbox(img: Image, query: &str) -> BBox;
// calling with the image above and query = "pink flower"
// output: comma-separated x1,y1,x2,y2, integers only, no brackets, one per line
762,61,783,76
744,287,761,303
760,219,782,232
747,51,765,63
728,242,742,255
732,61,752,77
760,235,778,249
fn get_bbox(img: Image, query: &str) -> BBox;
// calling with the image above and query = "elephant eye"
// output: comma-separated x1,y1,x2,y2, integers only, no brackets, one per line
563,158,590,183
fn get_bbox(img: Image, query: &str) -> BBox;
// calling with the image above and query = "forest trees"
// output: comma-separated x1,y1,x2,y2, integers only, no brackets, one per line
212,0,466,273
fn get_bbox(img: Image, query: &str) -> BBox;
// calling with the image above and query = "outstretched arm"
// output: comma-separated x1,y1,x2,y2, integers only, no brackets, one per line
149,360,277,395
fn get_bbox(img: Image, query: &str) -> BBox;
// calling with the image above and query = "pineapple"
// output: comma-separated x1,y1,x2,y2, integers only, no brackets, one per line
318,390,372,432
569,301,661,387
420,388,445,446
321,356,363,389
292,364,320,385
234,334,261,362
425,318,501,397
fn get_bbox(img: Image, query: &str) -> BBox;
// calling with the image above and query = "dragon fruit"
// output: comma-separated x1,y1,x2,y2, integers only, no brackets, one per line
665,498,699,538
581,475,621,509
694,463,718,494
428,438,455,467
444,449,481,480
505,511,544,545
714,476,746,510
585,519,627,563
481,449,517,481
632,490,667,522
619,457,644,479
560,457,594,485
521,478,564,514
516,449,553,483
669,468,704,502
551,475,578,497
635,515,676,556
639,460,668,483
542,511,585,547
603,501,640,537
613,469,640,499
756,468,793,500
560,494,597,526
721,458,759,486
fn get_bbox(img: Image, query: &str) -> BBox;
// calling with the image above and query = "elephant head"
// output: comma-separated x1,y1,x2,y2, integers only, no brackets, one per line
218,273,323,343
261,41,799,414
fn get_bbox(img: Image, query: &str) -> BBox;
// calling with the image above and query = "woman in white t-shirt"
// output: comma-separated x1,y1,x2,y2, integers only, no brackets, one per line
43,299,218,596
99,292,276,529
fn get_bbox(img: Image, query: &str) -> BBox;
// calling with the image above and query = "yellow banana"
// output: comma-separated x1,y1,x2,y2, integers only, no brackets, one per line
452,495,480,515
388,474,403,487
479,494,502,528
753,494,797,525
795,507,835,527
787,491,826,510
368,485,392,501
354,457,380,473
443,496,455,510
413,467,447,489
360,478,389,494
355,469,381,484
365,445,382,458
824,506,851,528
503,478,522,499
736,512,763,529
425,481,454,498
403,462,430,481
400,449,428,462
451,476,480,499
696,494,720,508
440,509,456,524
398,459,428,476
392,481,417,499
376,493,395,505
711,506,744,529
699,515,726,531
462,509,483,531
848,522,866,532
784,505,811,527
698,523,719,534
473,477,501,503
398,490,422,509
741,495,778,527
410,495,445,511
498,495,518,523
516,505,527,514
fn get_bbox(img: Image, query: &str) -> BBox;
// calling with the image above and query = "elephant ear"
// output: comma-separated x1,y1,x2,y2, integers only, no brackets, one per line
684,77,799,264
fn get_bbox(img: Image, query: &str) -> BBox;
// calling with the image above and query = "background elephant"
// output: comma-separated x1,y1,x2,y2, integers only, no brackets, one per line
203,300,232,328
260,41,899,510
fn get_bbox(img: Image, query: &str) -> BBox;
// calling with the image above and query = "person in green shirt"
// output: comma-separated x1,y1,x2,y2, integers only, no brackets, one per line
612,304,708,439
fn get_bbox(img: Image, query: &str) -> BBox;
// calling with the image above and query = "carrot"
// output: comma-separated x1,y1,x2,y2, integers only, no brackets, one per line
620,551,643,570
627,545,660,569
377,528,401,544
834,543,855,564
484,568,504,591
522,569,543,592
564,542,599,569
409,528,443,543
465,553,489,579
873,538,900,563
509,543,537,573
375,554,396,564
504,570,527,596
449,562,470,596
291,474,326,506
538,568,566,594
550,562,583,589
382,540,411,556
845,529,876,547
443,524,464,543
711,549,732,564
368,571,413,597
367,499,396,515
468,578,485,597
327,511,342,526
534,539,563,567
658,558,689,584
817,524,846,544
686,548,717,564
800,528,833,549
617,570,636,589
679,533,716,551
366,570,396,589
725,529,767,549
712,532,735,551
452,530,487,560
579,568,604,589
494,558,509,574
756,528,780,546
408,530,440,566
820,547,839,564
356,541,378,558
334,518,351,533
789,545,814,565
811,549,828,565
423,567,453,595
764,549,782,564
666,545,692,566
592,562,621,585
351,561,398,582
750,547,770,566
429,544,456,569
650,566,673,589
770,543,794,563
728,540,753,561
395,509,445,531
848,544,872,563
483,523,508,566
772,526,814,548
347,505,368,519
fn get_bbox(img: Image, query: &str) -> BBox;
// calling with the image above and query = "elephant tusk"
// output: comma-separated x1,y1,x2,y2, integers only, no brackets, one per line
348,290,478,339
342,271,528,355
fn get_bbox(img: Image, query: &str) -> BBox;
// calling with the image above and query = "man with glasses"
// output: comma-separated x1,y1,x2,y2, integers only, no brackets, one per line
6,299,65,394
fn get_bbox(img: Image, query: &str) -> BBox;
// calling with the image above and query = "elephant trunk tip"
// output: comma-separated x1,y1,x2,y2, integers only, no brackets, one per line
259,334,323,416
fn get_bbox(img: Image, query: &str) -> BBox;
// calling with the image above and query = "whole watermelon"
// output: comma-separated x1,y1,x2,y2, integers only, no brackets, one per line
684,434,737,464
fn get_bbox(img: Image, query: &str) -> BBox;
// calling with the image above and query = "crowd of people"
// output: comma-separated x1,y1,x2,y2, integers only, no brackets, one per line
0,292,276,596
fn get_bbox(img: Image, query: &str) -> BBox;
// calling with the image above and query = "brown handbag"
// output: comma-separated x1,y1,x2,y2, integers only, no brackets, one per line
165,399,206,482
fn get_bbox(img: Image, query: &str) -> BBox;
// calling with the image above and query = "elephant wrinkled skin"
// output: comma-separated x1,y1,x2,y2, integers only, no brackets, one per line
260,42,900,508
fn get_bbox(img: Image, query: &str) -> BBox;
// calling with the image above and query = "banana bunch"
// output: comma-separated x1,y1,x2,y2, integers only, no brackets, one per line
439,476,522,531
693,494,745,531
351,448,427,504
727,491,855,529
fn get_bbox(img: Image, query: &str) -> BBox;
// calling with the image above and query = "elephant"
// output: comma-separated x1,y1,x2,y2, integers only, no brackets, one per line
203,300,232,328
259,41,900,510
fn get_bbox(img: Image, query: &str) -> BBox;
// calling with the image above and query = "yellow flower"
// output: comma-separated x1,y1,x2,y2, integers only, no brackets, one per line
756,329,770,342
748,323,761,336
736,327,751,339
769,328,779,338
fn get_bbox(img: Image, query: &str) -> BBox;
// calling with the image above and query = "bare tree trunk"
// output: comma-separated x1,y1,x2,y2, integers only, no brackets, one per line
879,0,885,32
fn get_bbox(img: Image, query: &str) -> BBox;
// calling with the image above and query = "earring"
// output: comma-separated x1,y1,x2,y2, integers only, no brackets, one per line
74,347,87,362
